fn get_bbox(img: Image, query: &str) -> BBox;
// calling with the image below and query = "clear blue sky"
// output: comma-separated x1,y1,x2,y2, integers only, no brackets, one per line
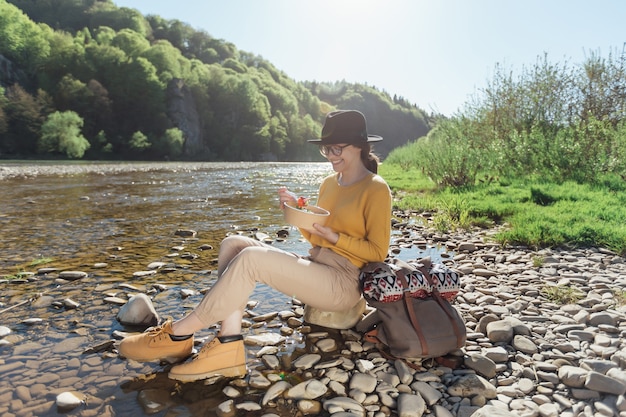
114,0,625,116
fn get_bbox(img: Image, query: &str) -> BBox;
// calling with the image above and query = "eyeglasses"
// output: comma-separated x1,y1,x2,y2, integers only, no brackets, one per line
319,144,351,157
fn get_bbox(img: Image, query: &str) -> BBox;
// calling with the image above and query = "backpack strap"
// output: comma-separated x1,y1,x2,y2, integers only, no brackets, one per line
417,265,465,350
397,269,430,357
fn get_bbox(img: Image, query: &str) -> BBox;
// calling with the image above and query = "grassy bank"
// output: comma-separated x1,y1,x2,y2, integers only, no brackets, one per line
380,163,626,256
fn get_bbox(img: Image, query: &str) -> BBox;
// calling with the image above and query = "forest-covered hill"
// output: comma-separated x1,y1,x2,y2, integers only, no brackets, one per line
0,0,435,161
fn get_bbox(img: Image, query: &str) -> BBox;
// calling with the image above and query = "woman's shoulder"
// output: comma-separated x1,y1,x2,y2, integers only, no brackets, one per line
369,173,390,188
365,173,391,196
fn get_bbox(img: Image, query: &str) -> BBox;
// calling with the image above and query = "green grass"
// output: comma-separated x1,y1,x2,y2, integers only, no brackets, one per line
29,257,54,267
2,257,54,280
380,164,626,255
614,290,626,307
378,163,437,193
541,285,584,304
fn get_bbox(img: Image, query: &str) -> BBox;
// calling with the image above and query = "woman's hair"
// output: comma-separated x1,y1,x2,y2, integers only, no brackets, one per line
357,143,381,174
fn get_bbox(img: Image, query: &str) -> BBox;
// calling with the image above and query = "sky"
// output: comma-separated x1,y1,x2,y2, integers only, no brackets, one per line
114,0,625,116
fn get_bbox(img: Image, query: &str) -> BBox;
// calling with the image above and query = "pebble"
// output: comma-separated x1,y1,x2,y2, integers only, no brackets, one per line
55,391,84,411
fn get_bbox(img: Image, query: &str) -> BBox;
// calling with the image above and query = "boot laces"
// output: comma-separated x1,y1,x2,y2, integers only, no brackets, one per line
196,337,220,356
145,319,172,341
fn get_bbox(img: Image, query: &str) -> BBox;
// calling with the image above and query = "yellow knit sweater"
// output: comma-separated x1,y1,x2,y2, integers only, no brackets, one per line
300,172,392,268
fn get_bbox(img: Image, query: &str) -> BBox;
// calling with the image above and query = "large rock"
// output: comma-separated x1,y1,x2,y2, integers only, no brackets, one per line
116,293,159,327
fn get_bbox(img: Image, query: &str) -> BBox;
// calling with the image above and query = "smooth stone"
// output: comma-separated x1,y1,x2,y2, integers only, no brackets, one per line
292,353,321,369
248,371,271,389
147,262,167,270
30,296,55,308
216,399,235,417
116,293,159,327
580,359,618,374
397,393,426,417
538,402,560,417
466,405,519,416
174,229,197,237
22,318,44,325
235,401,262,411
297,399,322,414
255,346,280,357
447,374,497,399
58,271,88,280
585,371,626,395
56,391,84,412
473,268,498,277
104,297,127,306
251,312,279,323
285,379,327,400
350,373,377,393
262,381,292,405
486,320,514,343
464,353,496,378
261,354,280,370
512,335,538,354
243,332,286,346
411,381,443,405
323,397,365,415
132,270,157,278
394,359,415,385
63,298,80,309
316,338,337,352
558,365,587,388
484,346,509,363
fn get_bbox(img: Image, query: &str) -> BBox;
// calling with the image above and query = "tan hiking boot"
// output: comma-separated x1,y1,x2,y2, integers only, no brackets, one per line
118,318,193,363
168,335,247,382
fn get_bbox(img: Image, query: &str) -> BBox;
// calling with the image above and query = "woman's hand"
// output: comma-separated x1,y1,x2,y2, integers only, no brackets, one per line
278,187,338,244
278,187,296,209
309,223,339,244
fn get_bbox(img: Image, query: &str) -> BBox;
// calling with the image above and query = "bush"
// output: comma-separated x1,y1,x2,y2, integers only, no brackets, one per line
38,111,90,158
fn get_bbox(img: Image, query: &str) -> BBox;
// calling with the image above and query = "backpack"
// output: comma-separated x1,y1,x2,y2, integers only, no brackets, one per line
356,258,466,360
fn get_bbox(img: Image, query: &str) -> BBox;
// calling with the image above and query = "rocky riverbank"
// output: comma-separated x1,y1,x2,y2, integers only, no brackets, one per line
1,215,625,417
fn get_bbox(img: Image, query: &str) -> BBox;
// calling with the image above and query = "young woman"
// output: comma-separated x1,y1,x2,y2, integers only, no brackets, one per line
118,110,392,382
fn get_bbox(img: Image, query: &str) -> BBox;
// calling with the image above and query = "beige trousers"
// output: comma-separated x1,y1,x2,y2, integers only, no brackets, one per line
193,235,362,327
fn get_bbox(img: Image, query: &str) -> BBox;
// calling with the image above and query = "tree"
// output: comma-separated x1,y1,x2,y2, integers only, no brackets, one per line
111,28,150,58
0,0,50,73
2,84,45,155
129,131,151,152
89,4,151,38
157,127,184,157
38,110,90,158
140,39,189,83
7,0,96,32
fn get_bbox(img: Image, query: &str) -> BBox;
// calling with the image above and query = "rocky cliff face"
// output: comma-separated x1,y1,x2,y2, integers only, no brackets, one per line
166,78,204,157
0,54,25,88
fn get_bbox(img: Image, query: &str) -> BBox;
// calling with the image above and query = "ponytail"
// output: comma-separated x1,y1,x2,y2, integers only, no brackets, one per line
359,144,380,174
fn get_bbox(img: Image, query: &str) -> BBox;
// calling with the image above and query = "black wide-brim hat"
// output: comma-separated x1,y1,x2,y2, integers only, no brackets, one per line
308,110,383,144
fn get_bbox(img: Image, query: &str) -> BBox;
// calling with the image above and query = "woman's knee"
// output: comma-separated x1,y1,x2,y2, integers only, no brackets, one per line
219,235,253,259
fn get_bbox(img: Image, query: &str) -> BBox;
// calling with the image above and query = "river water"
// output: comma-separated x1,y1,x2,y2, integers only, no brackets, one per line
0,161,442,416
1,161,334,275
